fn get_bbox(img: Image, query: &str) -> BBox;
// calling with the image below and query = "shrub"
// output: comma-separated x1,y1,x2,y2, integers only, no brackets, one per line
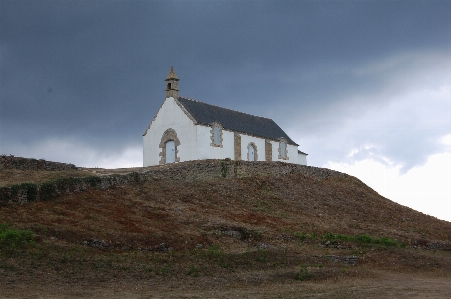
39,181,58,200
85,176,102,187
10,183,38,202
55,177,80,191
220,160,228,178
128,172,141,183
0,223,34,252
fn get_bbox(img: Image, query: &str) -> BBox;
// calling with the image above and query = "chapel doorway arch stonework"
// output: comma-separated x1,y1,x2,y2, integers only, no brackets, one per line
159,128,181,165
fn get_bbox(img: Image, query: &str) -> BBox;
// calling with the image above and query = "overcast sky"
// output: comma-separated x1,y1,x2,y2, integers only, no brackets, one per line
1,0,450,221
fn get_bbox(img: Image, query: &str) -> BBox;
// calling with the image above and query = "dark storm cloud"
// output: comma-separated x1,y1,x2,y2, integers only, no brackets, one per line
1,0,450,168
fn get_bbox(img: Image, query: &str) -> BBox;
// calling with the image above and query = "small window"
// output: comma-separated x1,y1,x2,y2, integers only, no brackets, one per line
278,138,288,160
167,83,171,89
210,122,223,148
213,126,220,145
280,141,286,158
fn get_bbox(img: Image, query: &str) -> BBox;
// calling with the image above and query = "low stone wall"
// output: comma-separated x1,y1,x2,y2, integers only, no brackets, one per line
411,239,451,251
0,155,77,171
0,173,143,205
136,159,347,181
0,159,347,205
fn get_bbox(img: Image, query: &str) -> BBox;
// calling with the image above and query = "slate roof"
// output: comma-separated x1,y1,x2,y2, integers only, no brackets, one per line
177,97,298,146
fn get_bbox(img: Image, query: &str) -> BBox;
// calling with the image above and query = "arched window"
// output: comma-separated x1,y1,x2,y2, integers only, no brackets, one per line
278,138,288,160
280,142,286,158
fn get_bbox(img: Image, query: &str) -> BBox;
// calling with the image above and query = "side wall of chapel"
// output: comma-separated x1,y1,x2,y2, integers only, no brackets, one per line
196,125,235,160
143,98,307,166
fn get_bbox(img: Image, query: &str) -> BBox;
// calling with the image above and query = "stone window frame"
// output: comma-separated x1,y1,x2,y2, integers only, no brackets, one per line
159,128,181,165
278,137,289,160
210,122,223,148
247,142,258,161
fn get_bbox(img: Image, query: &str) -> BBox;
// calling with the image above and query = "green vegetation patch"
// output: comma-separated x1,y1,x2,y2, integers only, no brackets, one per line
10,183,39,202
322,232,400,247
39,181,59,200
0,223,34,252
84,176,102,187
220,160,228,178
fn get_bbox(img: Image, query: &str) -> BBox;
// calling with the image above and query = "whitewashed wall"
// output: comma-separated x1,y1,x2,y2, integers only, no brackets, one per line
267,141,307,165
143,97,197,166
196,126,235,160
298,153,308,165
270,141,281,162
287,144,299,164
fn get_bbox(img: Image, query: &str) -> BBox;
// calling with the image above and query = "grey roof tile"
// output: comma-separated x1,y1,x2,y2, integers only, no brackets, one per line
177,97,298,145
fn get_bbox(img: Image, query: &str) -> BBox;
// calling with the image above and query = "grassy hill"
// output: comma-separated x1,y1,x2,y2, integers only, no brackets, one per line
1,159,450,298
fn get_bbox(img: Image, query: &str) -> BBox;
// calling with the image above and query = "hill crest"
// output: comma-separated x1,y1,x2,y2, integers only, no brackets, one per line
1,157,451,298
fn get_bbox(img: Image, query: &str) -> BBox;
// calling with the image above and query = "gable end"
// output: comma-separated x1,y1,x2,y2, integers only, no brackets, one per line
143,97,197,136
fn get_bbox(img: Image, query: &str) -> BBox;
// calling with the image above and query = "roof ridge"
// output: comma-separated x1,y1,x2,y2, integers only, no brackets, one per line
178,96,273,121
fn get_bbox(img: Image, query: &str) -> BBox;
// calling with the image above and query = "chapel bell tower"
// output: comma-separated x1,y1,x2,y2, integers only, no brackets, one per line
165,66,179,98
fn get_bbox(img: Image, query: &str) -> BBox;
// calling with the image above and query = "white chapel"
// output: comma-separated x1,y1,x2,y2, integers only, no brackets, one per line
143,67,307,166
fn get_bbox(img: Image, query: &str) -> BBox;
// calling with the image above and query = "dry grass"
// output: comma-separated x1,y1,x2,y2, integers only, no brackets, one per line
1,165,450,298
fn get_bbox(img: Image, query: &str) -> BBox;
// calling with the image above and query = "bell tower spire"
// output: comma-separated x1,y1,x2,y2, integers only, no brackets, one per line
165,66,179,98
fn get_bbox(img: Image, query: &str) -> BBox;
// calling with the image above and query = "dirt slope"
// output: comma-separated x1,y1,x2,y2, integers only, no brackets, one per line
1,162,450,298
2,170,449,246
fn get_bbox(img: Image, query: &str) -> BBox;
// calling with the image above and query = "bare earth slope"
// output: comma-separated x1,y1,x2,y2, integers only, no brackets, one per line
1,160,450,298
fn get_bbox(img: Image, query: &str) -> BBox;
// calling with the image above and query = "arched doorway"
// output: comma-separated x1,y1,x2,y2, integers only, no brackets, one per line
247,142,258,161
159,128,181,165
